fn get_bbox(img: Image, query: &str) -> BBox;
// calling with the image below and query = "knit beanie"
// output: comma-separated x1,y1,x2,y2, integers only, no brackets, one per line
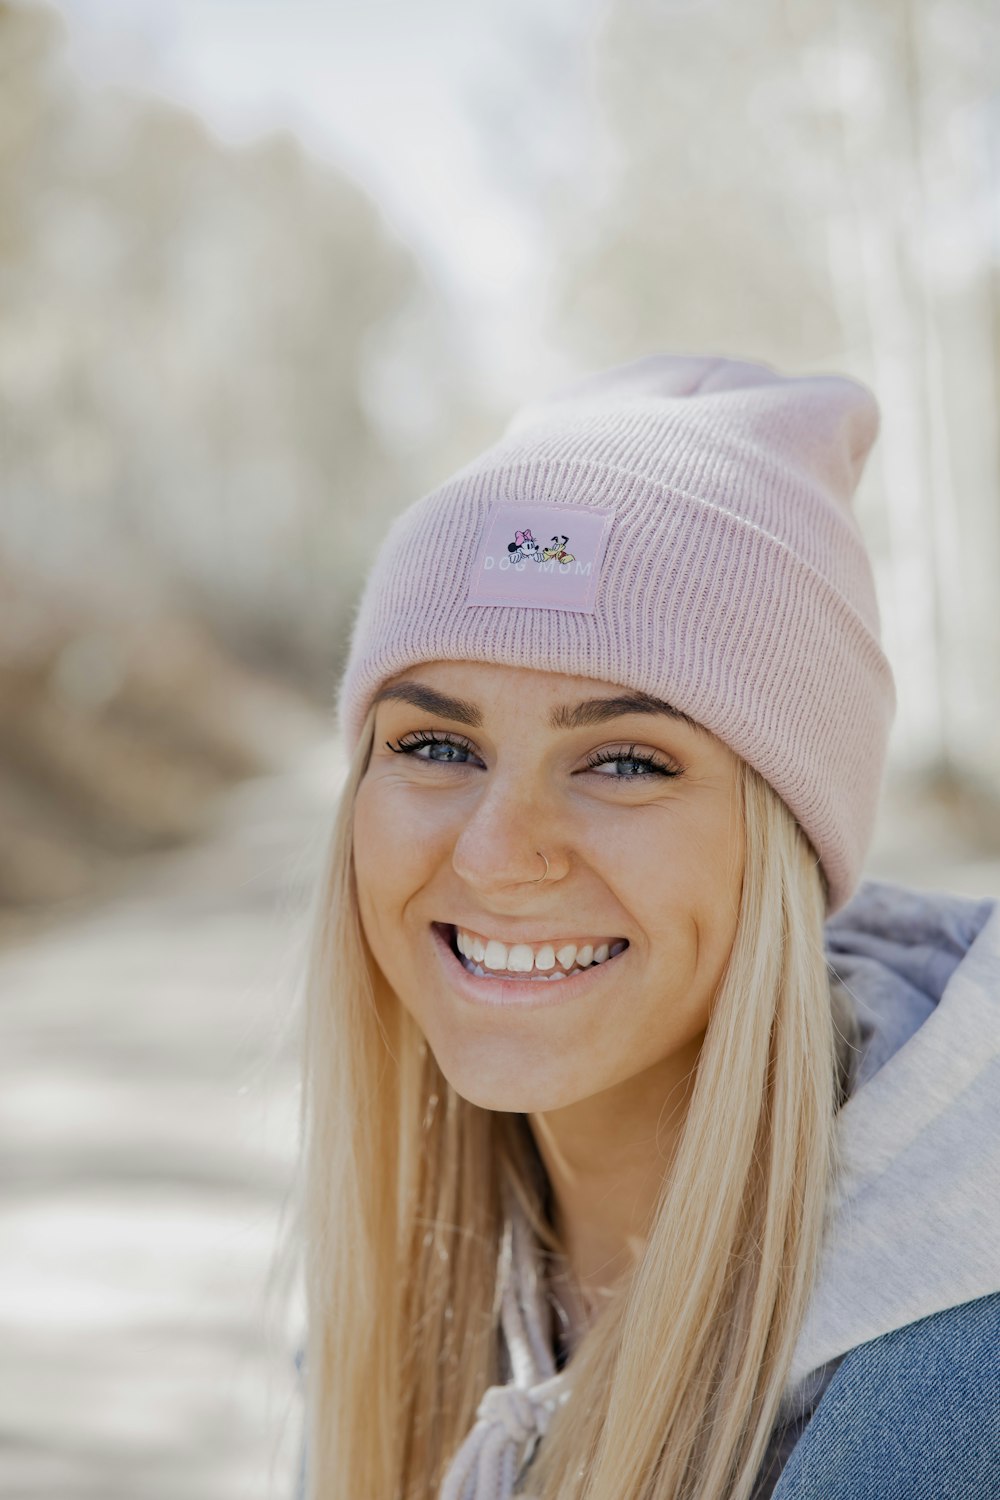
335,353,896,913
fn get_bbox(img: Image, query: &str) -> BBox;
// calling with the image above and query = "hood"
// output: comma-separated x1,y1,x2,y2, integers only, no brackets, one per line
786,876,1000,1393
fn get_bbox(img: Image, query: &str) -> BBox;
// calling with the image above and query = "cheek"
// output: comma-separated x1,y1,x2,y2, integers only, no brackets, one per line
352,779,403,951
638,813,743,990
352,776,448,948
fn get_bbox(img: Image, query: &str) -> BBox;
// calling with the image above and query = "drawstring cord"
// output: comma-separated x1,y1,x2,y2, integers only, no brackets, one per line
438,1189,573,1500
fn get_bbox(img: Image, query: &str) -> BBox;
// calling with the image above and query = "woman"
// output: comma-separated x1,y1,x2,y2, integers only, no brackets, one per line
292,355,999,1499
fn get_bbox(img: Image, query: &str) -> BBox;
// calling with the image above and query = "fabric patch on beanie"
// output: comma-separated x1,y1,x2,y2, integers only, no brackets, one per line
465,502,614,613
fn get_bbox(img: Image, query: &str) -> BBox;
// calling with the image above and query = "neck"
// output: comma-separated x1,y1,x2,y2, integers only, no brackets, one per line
528,1035,703,1352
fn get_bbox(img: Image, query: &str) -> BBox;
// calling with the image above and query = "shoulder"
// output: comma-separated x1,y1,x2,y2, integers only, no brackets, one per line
773,1293,1000,1499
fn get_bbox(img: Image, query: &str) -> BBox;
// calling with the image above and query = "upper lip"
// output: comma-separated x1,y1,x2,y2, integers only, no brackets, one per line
434,920,627,947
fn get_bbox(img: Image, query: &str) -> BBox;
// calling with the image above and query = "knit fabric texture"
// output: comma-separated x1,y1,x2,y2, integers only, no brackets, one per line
335,352,896,911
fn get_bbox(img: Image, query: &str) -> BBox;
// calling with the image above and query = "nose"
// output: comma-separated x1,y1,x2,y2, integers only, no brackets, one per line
450,776,568,892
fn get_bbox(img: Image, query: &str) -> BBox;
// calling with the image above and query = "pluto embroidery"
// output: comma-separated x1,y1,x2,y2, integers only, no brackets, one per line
508,529,576,567
542,534,575,566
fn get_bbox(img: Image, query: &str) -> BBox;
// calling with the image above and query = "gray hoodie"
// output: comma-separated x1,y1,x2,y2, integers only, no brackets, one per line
786,876,1000,1396
745,877,1000,1495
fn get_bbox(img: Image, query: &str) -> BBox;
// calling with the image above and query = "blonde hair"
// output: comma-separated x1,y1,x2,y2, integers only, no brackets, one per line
290,699,854,1500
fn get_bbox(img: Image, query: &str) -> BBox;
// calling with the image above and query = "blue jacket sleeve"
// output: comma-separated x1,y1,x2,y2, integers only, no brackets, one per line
773,1292,1000,1499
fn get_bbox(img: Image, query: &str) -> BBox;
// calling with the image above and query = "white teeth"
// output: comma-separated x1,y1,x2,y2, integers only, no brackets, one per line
483,939,508,970
507,943,535,973
453,927,625,977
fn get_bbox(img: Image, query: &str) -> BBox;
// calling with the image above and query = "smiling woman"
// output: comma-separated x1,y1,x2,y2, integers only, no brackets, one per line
290,355,999,1500
354,662,743,1092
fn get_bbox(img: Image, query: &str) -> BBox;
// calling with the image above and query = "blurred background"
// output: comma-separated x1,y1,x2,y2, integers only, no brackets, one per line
2,0,999,1495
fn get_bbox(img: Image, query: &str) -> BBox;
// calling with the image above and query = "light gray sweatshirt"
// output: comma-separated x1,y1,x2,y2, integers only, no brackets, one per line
785,876,1000,1396
744,876,1000,1495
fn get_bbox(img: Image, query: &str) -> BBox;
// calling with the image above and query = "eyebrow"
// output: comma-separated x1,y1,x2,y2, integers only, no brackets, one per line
372,680,707,735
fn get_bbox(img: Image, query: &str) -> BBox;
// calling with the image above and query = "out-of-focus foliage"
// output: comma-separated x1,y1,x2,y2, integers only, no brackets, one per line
0,3,490,916
0,3,464,680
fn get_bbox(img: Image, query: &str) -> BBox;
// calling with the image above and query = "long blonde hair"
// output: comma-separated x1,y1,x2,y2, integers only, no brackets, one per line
292,698,854,1499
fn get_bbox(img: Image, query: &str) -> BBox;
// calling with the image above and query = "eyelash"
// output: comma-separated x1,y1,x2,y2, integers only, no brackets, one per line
384,731,681,782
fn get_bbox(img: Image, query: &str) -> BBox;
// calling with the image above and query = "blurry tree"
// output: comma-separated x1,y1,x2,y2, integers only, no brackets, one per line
0,2,480,686
0,2,488,915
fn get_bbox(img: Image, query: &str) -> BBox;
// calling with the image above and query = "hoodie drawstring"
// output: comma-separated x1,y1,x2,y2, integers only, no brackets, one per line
437,1190,573,1500
437,1369,570,1500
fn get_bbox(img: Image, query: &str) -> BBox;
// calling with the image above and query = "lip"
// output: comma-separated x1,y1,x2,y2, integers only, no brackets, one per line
430,921,629,1010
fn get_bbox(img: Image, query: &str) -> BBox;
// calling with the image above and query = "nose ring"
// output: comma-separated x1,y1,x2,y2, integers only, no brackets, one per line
532,850,549,883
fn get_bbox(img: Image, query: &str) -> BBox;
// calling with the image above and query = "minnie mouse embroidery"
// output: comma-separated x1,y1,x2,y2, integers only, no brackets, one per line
507,528,542,564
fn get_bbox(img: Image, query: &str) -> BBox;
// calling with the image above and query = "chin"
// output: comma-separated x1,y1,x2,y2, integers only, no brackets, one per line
431,1050,582,1114
456,1083,568,1114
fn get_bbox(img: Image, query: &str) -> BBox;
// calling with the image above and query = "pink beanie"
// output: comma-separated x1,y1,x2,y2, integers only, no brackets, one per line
335,353,896,912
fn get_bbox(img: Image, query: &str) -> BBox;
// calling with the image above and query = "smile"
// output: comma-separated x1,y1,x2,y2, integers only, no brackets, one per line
453,923,627,977
430,922,630,1008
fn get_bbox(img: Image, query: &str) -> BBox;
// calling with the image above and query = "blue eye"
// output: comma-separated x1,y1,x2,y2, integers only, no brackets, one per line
585,745,680,780
386,731,480,765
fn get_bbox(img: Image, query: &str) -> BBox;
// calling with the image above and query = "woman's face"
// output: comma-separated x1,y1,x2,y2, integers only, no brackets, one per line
352,660,745,1113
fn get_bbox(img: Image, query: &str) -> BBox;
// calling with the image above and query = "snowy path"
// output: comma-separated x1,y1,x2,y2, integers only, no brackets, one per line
0,740,345,1500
